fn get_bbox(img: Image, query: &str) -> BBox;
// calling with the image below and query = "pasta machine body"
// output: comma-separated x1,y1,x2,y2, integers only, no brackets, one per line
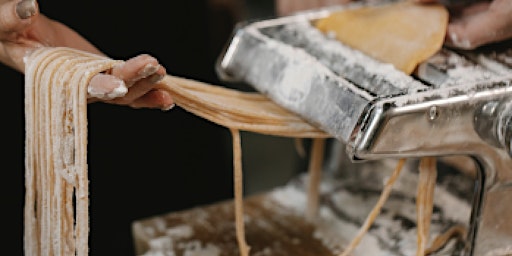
350,79,512,256
216,4,512,255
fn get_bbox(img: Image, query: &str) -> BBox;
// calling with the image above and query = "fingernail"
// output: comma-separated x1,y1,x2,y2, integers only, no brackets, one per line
161,103,176,111
448,31,472,49
148,73,165,84
16,0,37,19
87,80,127,100
107,82,129,99
139,64,159,77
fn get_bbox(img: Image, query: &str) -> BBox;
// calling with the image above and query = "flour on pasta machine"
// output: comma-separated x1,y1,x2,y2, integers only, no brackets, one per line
216,5,512,256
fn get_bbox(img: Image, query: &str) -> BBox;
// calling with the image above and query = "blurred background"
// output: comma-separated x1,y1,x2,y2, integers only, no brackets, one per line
1,0,311,255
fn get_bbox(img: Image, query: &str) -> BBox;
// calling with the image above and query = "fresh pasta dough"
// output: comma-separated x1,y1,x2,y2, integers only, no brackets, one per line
24,47,451,256
24,47,121,256
416,157,437,256
24,47,329,256
315,1,449,74
156,76,331,256
157,75,330,138
338,158,407,256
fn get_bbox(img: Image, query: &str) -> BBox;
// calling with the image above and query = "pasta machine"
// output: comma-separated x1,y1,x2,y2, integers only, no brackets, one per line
215,4,512,256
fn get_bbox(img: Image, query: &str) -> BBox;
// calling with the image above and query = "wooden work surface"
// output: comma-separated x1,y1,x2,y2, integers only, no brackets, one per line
132,159,474,256
133,192,336,256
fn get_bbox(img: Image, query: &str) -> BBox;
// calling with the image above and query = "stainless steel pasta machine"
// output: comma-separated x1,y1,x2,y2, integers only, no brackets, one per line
215,4,512,256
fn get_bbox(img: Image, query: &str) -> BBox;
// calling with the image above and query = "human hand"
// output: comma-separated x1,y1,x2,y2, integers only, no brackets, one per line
87,54,173,110
415,0,512,49
276,0,511,50
0,0,174,110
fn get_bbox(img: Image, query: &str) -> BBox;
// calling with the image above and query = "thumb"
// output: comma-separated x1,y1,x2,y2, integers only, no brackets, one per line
445,9,512,49
0,0,37,32
87,74,128,100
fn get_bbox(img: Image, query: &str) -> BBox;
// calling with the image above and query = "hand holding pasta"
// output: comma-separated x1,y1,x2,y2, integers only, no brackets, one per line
0,0,174,110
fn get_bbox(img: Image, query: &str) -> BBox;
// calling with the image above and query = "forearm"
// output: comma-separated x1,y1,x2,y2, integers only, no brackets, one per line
0,0,103,72
33,15,103,56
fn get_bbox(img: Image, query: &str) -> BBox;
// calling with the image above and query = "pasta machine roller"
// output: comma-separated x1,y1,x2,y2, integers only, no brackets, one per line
215,4,512,256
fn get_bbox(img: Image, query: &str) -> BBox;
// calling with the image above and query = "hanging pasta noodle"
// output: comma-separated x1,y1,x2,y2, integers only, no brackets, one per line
426,225,467,255
314,2,453,255
230,129,251,256
24,47,330,256
161,80,453,255
416,157,438,256
24,47,121,256
157,76,331,255
338,158,407,256
306,138,326,220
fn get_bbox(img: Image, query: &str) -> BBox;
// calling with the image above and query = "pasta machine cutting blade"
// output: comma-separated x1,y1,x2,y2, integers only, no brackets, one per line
216,4,512,256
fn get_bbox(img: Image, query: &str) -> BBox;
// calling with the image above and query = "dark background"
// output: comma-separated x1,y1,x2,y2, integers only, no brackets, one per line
0,1,302,255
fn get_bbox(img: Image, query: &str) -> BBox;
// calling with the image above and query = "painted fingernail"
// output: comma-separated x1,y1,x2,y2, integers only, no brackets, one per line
139,64,159,77
161,103,176,111
16,0,37,19
148,73,165,84
87,80,127,100
107,82,129,99
448,31,472,49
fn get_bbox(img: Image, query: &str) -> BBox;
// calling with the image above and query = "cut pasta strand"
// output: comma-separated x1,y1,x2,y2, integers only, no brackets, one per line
230,128,251,256
426,225,467,255
306,138,326,220
338,158,407,256
158,77,332,255
416,157,438,256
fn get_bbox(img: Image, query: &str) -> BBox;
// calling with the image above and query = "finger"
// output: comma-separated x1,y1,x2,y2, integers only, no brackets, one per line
16,0,37,19
87,73,127,100
276,0,321,16
446,5,512,49
458,1,489,15
0,0,37,33
275,0,294,16
110,54,164,87
109,71,165,105
129,89,175,111
413,0,439,3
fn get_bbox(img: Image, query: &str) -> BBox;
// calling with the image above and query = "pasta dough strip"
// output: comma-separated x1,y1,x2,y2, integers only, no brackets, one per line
306,138,326,220
416,157,438,256
158,76,330,138
426,224,467,254
25,47,121,256
230,129,251,256
158,76,331,255
315,1,448,74
338,158,407,256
